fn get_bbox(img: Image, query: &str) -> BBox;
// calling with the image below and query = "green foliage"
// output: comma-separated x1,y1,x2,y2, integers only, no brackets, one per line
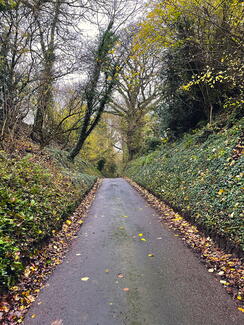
137,0,243,136
141,137,162,154
0,151,98,289
0,0,16,11
125,120,244,250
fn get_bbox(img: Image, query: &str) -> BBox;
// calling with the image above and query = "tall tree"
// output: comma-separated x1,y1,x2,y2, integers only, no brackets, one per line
30,0,86,144
68,20,121,160
0,1,35,141
109,29,160,160
136,0,243,135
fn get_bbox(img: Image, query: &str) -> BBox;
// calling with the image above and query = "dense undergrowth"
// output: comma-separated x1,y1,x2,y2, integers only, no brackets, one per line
0,146,100,290
125,120,244,252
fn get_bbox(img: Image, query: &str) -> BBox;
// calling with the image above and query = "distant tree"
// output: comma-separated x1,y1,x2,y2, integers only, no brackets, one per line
109,28,160,160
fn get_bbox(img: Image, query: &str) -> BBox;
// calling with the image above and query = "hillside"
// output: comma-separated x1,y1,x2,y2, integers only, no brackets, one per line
0,140,101,290
125,120,244,254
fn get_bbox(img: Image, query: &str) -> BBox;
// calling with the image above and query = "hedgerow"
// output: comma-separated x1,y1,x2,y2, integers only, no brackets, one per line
125,121,244,251
0,152,97,289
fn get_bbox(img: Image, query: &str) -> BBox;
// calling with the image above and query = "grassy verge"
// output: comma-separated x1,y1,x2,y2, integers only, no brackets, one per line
0,148,100,290
125,121,244,253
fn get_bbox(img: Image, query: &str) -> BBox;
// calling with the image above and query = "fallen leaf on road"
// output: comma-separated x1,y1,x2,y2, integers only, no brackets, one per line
117,273,124,278
51,320,63,325
138,233,143,237
76,253,81,256
126,178,244,310
148,254,154,257
121,215,128,218
140,238,147,241
26,295,35,303
105,269,110,273
81,277,89,281
31,314,36,319
238,307,244,312
122,288,129,292
220,280,229,285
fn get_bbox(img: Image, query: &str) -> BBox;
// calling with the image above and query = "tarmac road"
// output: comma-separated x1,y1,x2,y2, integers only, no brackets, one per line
24,178,243,325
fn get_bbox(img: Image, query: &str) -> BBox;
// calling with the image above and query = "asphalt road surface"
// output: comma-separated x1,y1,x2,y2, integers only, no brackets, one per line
24,178,243,325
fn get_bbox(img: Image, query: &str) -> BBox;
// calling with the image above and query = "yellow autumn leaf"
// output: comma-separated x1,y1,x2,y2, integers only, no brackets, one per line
148,254,154,257
237,295,242,300
220,280,229,285
78,220,84,224
81,277,89,281
238,307,244,312
24,269,31,277
140,238,147,241
172,217,182,221
31,314,36,319
217,189,225,195
0,304,10,312
66,220,72,225
10,286,20,291
138,233,143,237
26,295,35,303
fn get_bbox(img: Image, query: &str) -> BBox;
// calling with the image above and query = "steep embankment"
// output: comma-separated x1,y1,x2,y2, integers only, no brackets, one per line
0,142,101,290
125,121,244,253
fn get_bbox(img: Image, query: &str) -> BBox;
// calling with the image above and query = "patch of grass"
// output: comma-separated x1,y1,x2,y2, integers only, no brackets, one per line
125,120,244,251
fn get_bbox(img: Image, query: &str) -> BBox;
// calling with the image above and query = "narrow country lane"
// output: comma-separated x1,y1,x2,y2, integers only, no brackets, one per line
24,179,243,325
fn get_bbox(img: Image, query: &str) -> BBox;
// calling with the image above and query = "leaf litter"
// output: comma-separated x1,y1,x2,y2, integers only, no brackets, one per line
126,178,244,312
0,180,101,324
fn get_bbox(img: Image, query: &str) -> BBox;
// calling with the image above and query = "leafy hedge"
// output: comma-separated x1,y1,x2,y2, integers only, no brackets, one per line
0,152,97,289
125,121,244,251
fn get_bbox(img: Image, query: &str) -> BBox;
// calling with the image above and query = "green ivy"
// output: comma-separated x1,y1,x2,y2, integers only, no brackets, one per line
0,154,97,289
125,121,244,250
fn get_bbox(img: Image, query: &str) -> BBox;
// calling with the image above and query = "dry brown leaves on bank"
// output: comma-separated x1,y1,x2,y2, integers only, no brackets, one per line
126,177,244,313
0,179,102,325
